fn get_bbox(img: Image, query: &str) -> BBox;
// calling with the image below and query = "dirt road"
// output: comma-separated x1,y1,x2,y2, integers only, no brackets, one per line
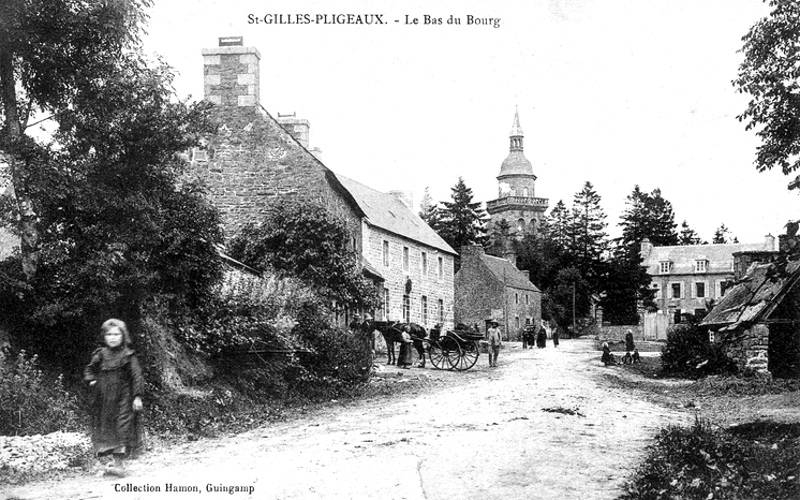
3,339,691,500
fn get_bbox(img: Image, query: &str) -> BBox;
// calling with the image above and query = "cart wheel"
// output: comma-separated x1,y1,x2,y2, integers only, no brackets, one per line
441,336,461,370
452,340,479,371
429,340,446,370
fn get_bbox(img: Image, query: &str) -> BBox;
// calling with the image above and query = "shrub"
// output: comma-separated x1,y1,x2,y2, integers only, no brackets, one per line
0,350,82,436
661,321,737,378
619,420,800,500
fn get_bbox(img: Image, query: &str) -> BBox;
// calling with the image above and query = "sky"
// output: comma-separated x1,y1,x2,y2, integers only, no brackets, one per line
139,0,796,244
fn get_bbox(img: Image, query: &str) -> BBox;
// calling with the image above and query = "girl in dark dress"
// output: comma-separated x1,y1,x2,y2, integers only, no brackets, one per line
84,319,144,477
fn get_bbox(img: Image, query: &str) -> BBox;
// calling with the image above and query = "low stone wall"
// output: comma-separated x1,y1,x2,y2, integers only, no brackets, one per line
596,325,643,342
718,324,770,377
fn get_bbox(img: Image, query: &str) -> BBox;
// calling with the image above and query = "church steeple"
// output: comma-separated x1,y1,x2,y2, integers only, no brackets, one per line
509,106,523,152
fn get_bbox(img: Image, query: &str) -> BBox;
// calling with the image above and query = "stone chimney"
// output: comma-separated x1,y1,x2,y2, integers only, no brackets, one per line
276,113,311,149
640,238,653,259
503,249,517,267
460,244,485,262
389,190,413,210
202,36,260,108
765,234,776,251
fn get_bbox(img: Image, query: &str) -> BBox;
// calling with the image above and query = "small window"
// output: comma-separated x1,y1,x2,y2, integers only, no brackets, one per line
660,261,671,274
515,316,520,329
422,296,428,325
402,294,410,323
517,218,526,232
515,293,519,305
525,294,529,305
695,260,708,273
421,252,428,276
438,256,443,279
651,283,662,300
695,282,706,298
383,289,390,318
438,298,444,323
403,246,410,273
671,283,682,299
382,240,390,267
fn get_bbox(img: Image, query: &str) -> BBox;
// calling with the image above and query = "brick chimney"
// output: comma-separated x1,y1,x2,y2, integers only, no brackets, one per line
202,36,260,108
276,113,310,149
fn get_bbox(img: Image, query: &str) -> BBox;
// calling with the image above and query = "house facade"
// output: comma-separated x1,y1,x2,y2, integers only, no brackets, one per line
192,36,365,246
337,176,457,331
192,37,457,328
640,236,777,322
455,245,542,339
485,109,549,237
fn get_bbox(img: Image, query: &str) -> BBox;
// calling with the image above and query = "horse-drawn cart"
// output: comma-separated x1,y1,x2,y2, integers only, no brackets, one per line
428,328,483,371
370,321,483,371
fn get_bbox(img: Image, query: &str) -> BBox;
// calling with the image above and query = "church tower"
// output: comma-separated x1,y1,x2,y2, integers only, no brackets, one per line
486,109,549,236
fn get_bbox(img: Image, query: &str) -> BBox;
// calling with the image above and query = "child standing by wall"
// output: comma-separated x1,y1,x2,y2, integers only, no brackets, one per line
84,318,144,477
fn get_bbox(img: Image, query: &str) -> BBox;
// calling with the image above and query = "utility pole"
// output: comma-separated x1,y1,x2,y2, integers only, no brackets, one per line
572,282,577,338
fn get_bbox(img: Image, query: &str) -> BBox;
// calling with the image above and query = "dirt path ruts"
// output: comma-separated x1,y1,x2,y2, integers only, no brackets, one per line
2,339,691,500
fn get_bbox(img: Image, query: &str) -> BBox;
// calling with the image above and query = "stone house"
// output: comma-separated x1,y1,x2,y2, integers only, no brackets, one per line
192,36,366,247
337,176,456,331
455,245,541,339
639,236,777,322
192,37,458,328
701,259,800,378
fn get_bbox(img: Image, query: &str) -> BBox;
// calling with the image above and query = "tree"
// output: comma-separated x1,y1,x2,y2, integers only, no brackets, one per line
228,199,379,310
618,186,679,249
567,182,608,283
0,57,224,370
600,248,655,325
712,223,736,244
487,219,513,257
435,177,488,251
0,0,152,280
734,0,800,189
542,200,571,249
678,220,703,245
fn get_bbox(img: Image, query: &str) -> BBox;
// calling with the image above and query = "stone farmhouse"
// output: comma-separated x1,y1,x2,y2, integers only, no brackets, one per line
639,236,777,323
337,176,456,330
455,245,541,339
191,36,456,328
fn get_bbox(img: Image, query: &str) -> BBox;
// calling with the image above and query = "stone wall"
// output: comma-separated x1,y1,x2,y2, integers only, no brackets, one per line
597,325,643,342
718,323,770,377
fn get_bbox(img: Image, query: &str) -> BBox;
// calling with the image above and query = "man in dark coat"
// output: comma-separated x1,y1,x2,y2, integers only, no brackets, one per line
625,329,635,352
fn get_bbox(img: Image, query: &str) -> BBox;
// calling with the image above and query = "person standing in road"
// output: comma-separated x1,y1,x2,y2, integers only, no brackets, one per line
84,318,144,477
550,321,559,348
487,320,502,367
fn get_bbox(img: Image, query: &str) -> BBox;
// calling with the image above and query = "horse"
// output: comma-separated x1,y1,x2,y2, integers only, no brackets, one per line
369,321,427,366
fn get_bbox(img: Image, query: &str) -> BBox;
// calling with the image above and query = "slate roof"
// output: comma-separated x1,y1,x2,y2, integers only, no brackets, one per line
335,175,457,255
481,254,540,292
641,241,774,275
701,260,800,330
